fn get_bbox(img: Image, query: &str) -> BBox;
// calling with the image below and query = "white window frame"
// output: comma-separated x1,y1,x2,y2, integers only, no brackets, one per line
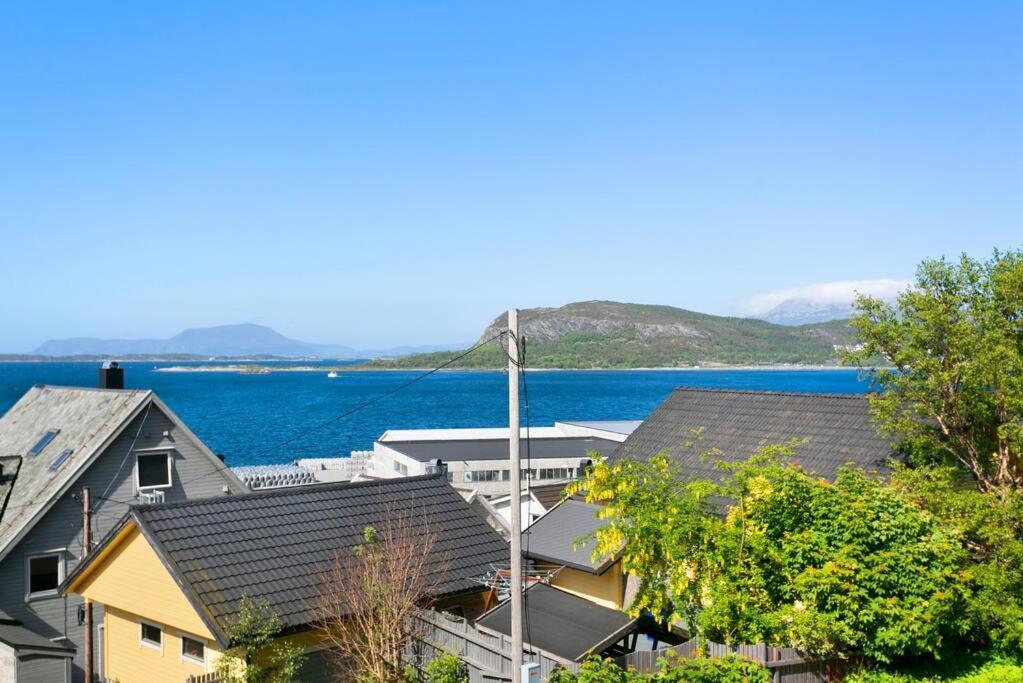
25,549,65,601
135,450,173,491
180,634,206,667
139,619,163,652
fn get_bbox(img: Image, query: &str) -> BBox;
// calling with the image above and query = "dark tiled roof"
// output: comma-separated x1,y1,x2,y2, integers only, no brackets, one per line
612,389,894,481
384,437,617,463
524,499,612,574
131,474,508,643
477,583,635,662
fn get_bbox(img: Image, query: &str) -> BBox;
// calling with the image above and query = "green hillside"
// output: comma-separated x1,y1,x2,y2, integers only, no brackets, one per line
365,301,857,369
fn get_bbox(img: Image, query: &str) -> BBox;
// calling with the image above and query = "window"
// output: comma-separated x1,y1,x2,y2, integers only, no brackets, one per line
49,448,73,471
465,470,502,482
26,552,63,598
136,452,172,490
140,621,162,650
27,429,60,457
393,460,408,476
181,635,205,664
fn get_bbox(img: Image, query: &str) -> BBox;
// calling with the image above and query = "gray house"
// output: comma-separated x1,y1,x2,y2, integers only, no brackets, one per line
0,381,247,682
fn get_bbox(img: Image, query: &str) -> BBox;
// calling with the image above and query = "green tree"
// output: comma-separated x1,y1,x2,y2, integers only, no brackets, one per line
843,250,1023,496
569,449,971,663
214,596,306,683
890,464,1023,655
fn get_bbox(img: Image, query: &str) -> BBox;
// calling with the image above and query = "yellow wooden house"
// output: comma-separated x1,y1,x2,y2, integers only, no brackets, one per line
62,474,509,682
522,498,630,610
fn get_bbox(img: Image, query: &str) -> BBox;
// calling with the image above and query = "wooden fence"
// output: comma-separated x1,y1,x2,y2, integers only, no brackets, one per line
405,609,579,683
615,635,843,682
184,673,221,683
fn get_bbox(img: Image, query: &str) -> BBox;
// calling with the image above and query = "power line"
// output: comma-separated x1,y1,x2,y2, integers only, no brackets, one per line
1,333,508,519
175,331,508,490
100,402,152,501
517,333,536,662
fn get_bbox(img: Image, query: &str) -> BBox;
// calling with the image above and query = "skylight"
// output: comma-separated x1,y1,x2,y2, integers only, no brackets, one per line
27,429,60,457
49,449,73,471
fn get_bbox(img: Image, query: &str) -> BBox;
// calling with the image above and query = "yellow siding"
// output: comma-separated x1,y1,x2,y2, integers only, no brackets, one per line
551,562,624,610
103,606,222,683
75,525,217,641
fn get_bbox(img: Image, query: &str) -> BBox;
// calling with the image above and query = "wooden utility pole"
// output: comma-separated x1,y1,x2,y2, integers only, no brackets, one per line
507,308,523,683
82,487,94,683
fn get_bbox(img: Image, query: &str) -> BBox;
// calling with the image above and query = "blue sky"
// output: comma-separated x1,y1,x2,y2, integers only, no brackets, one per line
1,2,1020,351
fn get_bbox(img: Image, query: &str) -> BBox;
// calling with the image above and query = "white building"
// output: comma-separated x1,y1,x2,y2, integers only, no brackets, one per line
370,420,639,496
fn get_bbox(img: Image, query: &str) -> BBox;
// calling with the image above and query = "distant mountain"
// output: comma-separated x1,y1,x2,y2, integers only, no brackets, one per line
367,301,857,369
759,299,854,326
33,324,358,359
31,324,465,360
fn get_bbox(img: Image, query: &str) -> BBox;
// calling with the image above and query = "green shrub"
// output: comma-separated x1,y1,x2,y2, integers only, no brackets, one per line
424,652,469,683
547,654,770,682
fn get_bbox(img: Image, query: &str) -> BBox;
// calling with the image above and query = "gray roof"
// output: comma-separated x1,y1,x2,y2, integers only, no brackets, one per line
385,436,619,463
612,389,894,481
477,583,636,662
524,499,612,573
0,386,152,558
0,611,75,653
559,420,643,436
76,474,509,646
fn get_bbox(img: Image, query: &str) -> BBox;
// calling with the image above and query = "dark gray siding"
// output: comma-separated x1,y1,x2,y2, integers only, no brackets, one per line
0,404,244,682
18,654,70,683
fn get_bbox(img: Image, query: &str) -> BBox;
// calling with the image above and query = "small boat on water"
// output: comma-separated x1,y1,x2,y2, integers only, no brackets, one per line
327,371,339,378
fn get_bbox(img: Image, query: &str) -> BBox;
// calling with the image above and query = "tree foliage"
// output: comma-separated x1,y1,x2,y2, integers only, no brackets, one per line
547,653,770,682
423,651,469,683
843,250,1023,496
214,596,306,683
569,449,972,663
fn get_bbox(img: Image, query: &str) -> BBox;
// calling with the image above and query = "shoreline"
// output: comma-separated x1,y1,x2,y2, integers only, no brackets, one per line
153,364,867,374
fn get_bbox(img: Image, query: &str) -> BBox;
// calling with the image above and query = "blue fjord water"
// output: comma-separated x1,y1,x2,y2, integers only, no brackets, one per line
0,362,871,467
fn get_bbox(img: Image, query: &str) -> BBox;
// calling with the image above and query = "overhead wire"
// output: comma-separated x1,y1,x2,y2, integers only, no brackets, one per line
167,331,510,491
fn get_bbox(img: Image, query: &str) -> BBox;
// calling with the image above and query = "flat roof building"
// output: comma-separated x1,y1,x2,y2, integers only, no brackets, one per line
373,421,636,496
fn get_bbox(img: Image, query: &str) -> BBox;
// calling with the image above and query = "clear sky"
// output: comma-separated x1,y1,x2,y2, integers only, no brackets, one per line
1,2,1020,351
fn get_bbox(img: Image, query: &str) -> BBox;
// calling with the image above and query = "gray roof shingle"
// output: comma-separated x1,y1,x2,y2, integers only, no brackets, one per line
477,583,635,662
612,388,894,481
0,386,151,557
124,474,509,644
523,499,612,573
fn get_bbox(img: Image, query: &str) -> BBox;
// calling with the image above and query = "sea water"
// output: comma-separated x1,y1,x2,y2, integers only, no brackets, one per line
0,362,871,466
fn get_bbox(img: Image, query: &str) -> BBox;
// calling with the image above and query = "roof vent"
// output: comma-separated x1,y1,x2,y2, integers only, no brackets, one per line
99,361,124,389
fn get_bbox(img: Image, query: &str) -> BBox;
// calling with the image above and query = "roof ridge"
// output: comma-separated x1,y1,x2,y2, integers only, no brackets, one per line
133,472,448,512
31,384,151,395
673,387,872,400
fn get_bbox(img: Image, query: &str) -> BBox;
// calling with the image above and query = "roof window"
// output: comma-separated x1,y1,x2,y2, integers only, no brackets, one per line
27,429,60,457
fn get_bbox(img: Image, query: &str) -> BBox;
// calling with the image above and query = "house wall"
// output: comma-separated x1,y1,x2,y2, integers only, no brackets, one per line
102,606,220,683
549,562,625,610
74,525,217,642
0,403,243,683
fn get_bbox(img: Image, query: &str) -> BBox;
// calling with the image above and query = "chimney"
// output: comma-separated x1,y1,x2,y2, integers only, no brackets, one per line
98,361,124,389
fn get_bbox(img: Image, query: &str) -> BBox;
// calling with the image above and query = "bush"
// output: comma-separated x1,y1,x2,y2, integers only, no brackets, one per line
848,655,1023,682
424,652,469,683
547,654,770,682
